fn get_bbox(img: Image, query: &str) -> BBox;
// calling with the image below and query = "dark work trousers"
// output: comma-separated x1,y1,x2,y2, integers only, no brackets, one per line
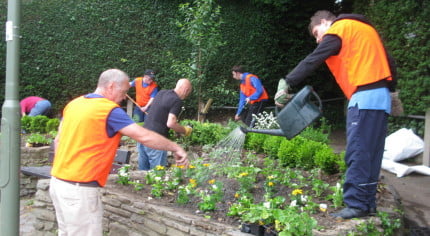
241,101,266,127
343,105,388,211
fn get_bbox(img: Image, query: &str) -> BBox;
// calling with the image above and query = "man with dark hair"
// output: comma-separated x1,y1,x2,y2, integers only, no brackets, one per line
232,65,269,127
278,10,394,219
129,69,158,122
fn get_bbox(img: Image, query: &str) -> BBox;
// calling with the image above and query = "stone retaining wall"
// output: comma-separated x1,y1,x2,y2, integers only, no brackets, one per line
32,177,248,236
20,146,51,197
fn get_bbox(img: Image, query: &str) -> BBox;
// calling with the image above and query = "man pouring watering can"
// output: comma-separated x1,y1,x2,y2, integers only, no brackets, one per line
276,10,396,220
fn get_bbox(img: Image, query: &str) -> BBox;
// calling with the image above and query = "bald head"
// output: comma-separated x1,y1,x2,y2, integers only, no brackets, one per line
174,78,192,100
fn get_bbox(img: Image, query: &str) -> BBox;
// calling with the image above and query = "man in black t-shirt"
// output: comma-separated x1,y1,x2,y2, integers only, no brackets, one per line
138,78,193,170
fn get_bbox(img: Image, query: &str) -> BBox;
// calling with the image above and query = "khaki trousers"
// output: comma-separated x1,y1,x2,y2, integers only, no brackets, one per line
49,177,103,236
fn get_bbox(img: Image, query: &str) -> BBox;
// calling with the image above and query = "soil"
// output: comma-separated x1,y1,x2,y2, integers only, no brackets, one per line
109,145,398,233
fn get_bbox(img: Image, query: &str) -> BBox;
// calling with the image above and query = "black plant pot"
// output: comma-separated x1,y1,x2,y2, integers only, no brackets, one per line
263,225,278,236
241,223,264,236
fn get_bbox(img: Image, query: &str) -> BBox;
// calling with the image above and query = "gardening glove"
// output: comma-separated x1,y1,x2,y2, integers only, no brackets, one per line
274,78,294,108
183,125,193,137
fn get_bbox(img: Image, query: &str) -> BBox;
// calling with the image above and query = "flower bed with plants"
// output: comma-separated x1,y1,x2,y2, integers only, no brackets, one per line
115,113,402,236
21,115,59,147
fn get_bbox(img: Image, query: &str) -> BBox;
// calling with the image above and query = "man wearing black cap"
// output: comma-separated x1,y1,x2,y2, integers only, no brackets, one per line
129,69,158,122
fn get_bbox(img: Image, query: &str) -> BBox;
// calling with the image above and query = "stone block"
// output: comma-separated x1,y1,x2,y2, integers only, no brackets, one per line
105,204,132,218
144,218,167,234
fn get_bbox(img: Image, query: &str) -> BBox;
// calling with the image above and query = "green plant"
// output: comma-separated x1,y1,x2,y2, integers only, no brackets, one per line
116,165,131,185
245,133,267,153
314,144,341,175
327,182,344,209
197,180,224,212
26,133,51,145
21,116,33,133
272,207,318,236
175,0,225,117
29,115,49,133
45,118,60,133
378,211,402,235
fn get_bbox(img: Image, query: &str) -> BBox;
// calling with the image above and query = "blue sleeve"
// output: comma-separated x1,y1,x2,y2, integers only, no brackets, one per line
150,87,158,98
130,80,136,87
248,76,264,101
236,91,246,116
106,107,135,137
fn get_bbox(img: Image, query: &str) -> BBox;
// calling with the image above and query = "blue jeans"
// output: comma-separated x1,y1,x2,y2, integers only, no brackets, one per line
133,106,147,122
137,143,167,170
29,100,51,116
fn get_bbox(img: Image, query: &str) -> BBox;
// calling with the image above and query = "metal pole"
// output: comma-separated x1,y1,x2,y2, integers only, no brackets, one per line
0,0,21,235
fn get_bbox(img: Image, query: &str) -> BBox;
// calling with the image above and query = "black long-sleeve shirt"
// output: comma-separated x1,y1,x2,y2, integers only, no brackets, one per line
285,34,341,86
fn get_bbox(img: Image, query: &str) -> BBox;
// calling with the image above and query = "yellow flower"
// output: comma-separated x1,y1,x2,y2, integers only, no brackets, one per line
234,193,240,198
267,175,275,180
268,182,274,187
238,172,249,177
176,165,185,169
292,189,303,196
203,163,210,167
155,165,165,170
189,165,196,169
189,179,197,188
208,179,215,185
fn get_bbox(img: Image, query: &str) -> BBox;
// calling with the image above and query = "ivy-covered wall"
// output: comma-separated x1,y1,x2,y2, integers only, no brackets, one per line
1,0,428,128
0,0,336,116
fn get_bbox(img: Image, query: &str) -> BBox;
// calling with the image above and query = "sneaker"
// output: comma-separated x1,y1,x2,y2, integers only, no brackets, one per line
330,207,369,219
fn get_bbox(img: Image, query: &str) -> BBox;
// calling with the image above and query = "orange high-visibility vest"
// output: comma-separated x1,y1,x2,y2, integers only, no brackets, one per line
135,77,158,106
240,74,269,104
325,19,392,99
51,96,121,187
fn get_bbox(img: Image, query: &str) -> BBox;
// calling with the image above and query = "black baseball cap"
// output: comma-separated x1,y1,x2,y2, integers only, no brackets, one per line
144,69,156,79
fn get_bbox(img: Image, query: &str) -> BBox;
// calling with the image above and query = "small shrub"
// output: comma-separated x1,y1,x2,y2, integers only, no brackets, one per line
29,115,49,133
277,136,307,167
21,116,33,133
296,140,325,169
46,118,60,133
245,133,267,153
314,144,340,175
262,135,283,158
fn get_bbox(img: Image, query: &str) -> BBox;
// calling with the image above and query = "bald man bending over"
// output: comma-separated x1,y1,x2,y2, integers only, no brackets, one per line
138,78,193,170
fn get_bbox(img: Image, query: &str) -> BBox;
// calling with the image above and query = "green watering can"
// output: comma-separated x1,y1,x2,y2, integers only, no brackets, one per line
240,85,322,139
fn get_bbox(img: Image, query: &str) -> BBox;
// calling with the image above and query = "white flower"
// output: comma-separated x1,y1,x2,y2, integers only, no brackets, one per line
290,200,297,207
154,177,161,181
264,202,271,208
319,203,328,212
300,195,308,202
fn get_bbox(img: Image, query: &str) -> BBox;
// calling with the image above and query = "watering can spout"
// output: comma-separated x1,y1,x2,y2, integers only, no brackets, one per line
239,127,286,137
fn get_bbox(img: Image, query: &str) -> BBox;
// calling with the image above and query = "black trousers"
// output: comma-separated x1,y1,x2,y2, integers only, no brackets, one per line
241,101,266,127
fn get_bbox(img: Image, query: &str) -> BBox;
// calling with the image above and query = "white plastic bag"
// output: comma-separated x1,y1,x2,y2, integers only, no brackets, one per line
383,128,424,162
382,159,430,177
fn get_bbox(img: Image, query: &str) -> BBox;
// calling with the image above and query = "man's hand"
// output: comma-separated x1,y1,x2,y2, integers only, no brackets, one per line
173,148,188,167
274,78,293,107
